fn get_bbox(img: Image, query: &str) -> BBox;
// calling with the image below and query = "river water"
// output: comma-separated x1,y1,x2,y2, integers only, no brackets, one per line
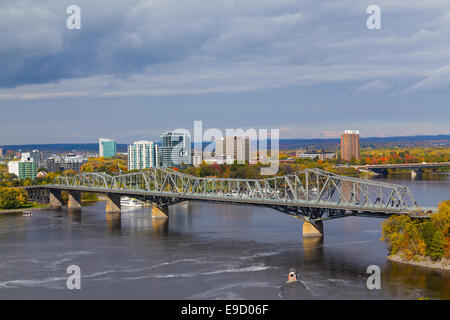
0,172,449,300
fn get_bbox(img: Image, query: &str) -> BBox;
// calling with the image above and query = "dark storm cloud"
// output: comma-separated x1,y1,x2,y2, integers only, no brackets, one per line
0,0,449,143
2,0,450,91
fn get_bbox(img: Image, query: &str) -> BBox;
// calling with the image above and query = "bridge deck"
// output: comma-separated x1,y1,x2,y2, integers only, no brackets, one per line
28,184,435,216
360,162,450,170
23,168,436,220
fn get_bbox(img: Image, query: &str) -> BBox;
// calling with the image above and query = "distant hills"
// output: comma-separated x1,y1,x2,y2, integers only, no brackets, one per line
0,143,130,153
278,135,450,150
1,135,449,152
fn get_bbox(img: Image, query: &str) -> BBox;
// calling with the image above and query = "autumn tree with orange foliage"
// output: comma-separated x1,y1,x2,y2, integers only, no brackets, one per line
361,147,450,166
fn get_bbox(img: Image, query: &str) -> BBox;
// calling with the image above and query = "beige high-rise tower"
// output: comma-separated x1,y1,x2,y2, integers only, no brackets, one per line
216,136,250,163
340,130,360,162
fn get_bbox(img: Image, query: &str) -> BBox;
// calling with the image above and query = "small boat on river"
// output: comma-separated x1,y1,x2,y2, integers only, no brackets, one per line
286,268,298,283
22,210,33,217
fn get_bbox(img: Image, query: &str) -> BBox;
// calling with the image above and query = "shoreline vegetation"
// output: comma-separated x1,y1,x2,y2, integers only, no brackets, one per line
382,200,450,271
0,186,99,213
0,203,50,214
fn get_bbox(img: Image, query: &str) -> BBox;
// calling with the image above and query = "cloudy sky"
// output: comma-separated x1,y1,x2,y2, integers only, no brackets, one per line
0,0,449,144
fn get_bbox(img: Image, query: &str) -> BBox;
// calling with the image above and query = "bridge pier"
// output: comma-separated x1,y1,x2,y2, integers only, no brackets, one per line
303,236,324,262
152,205,169,219
152,218,169,235
106,212,121,234
49,190,63,208
105,194,121,213
302,221,323,238
68,191,82,209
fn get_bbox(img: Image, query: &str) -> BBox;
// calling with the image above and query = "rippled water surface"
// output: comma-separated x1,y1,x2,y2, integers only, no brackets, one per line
0,172,449,299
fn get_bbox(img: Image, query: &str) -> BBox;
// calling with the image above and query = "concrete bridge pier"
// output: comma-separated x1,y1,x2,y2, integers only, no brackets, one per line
68,209,82,222
302,236,324,262
106,212,121,234
68,191,82,209
49,190,63,208
302,221,323,238
105,194,121,213
152,218,169,235
152,205,169,219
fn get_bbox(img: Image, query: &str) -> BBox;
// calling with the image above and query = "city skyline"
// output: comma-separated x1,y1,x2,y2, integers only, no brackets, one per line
2,132,450,150
1,0,450,144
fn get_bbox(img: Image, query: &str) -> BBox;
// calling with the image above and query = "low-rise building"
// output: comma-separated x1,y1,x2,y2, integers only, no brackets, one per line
296,151,336,160
37,171,47,178
44,154,87,173
203,155,235,165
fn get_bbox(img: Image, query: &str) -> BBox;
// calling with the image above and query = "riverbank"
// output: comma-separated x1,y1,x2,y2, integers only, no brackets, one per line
0,203,51,214
388,254,450,271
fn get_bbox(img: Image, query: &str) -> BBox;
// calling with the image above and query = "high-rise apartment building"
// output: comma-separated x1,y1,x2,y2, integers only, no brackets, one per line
191,150,202,168
99,138,117,158
43,154,87,173
340,130,360,162
128,141,159,170
8,160,37,179
215,136,250,164
46,158,58,172
160,131,191,168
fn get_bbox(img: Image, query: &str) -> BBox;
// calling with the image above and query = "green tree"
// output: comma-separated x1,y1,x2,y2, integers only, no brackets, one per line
381,215,426,259
421,221,436,255
63,169,77,176
0,187,28,209
429,231,445,261
82,193,98,202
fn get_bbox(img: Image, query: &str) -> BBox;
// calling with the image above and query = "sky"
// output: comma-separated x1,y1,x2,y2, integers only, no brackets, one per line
0,0,449,145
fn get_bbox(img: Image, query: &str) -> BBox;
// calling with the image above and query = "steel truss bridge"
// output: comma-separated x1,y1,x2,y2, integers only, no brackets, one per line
358,162,450,174
27,168,434,222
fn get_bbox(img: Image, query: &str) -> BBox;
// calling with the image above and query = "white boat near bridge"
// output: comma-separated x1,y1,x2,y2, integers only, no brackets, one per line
120,197,146,208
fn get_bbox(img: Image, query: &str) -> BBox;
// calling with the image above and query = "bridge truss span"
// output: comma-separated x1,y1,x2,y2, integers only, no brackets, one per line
51,168,424,220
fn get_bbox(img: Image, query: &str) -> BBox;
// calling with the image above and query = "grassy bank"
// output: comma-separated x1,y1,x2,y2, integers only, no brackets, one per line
0,202,51,214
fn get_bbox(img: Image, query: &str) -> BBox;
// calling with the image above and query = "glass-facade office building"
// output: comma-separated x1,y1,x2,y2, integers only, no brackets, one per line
160,131,191,168
99,138,117,158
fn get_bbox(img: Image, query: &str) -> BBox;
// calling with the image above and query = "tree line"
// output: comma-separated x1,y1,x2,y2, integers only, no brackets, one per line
381,200,450,262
